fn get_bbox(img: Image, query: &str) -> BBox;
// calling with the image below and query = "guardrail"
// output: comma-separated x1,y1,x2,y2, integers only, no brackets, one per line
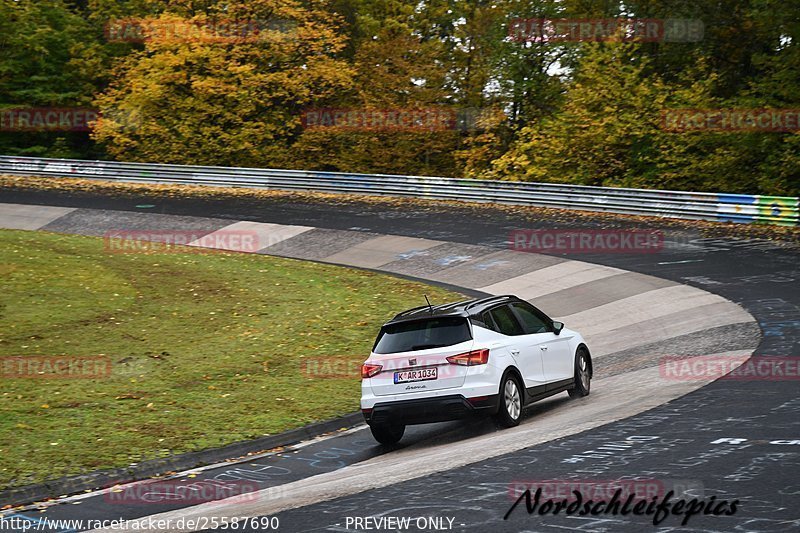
1,155,798,226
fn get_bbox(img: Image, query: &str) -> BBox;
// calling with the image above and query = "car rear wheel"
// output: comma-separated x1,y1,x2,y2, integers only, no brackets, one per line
493,374,522,427
369,422,405,445
568,348,591,398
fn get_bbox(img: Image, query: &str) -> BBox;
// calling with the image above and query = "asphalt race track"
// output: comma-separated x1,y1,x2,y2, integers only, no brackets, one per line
0,188,798,533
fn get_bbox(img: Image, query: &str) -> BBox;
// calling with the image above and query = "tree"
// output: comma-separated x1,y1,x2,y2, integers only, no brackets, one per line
492,41,670,187
0,0,106,157
92,1,354,166
289,0,458,175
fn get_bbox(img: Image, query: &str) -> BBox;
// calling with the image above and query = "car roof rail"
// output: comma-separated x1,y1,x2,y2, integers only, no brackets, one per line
464,294,518,311
392,298,477,320
393,304,435,318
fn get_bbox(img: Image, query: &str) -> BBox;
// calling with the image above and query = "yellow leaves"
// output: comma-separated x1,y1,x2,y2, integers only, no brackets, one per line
93,5,352,167
114,394,141,400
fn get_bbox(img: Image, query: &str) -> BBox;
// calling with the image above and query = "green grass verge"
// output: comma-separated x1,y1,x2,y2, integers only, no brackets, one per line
0,229,465,489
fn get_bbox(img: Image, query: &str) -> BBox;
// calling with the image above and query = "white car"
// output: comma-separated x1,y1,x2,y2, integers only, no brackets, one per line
360,295,592,444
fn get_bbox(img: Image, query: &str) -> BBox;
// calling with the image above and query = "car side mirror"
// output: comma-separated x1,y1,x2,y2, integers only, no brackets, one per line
552,321,564,335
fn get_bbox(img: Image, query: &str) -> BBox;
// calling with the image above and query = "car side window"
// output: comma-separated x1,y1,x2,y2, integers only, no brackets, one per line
480,311,498,331
489,305,525,336
510,302,551,334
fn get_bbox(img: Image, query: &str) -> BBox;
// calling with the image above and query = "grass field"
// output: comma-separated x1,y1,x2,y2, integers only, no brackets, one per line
0,229,465,489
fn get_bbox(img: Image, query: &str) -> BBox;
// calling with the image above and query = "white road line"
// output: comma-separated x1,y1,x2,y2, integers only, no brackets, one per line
557,284,728,338
657,259,705,265
587,301,754,357
323,235,443,269
187,221,313,251
479,260,624,300
0,203,76,230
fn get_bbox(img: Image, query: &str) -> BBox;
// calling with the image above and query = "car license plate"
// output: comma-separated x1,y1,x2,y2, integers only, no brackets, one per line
394,367,437,384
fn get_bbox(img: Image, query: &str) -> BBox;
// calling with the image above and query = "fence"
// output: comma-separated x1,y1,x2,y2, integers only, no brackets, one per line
1,155,797,226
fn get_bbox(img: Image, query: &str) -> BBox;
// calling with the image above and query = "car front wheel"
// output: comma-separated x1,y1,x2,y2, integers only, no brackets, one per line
568,348,591,398
494,374,522,427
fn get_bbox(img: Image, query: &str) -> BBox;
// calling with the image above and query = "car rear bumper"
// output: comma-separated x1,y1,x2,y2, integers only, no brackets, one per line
363,394,499,426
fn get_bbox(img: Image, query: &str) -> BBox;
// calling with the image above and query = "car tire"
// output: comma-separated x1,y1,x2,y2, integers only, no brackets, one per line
369,422,405,445
568,348,591,398
493,373,523,428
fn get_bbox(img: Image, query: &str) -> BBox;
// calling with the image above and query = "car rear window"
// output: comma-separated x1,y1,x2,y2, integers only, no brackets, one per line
373,316,472,354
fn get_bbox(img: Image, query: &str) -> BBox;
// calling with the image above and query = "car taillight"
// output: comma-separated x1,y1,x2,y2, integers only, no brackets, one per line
361,363,382,378
446,349,489,366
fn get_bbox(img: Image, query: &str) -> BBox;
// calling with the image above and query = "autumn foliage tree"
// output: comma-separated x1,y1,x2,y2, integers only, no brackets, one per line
92,1,353,166
492,42,670,186
288,0,461,175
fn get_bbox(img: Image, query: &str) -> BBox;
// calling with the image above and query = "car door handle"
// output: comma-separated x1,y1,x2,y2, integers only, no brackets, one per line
510,350,520,356
539,345,548,351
